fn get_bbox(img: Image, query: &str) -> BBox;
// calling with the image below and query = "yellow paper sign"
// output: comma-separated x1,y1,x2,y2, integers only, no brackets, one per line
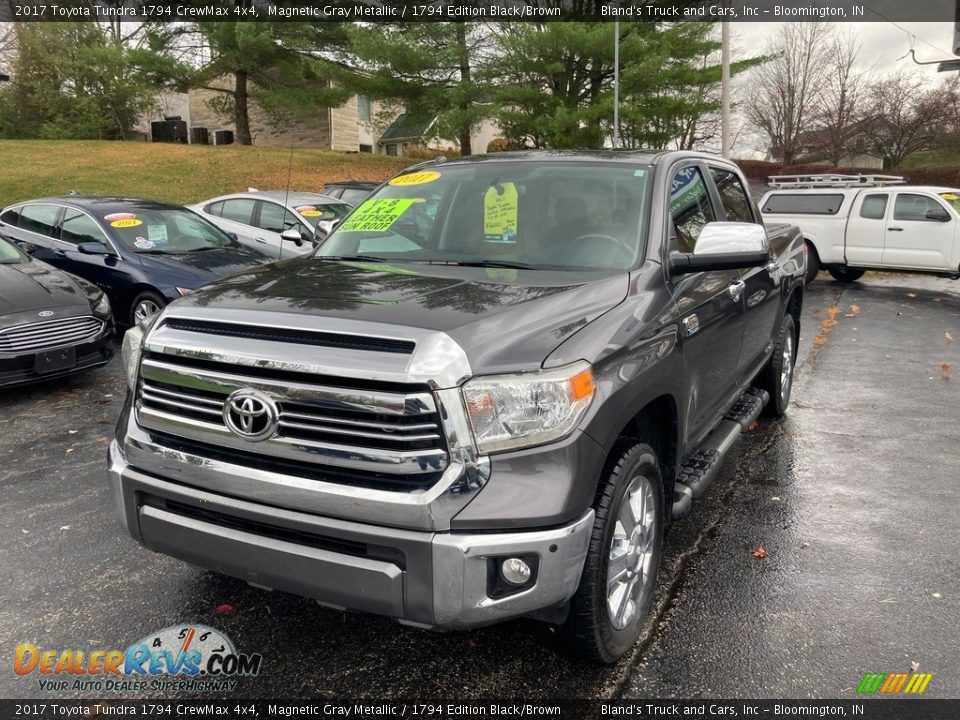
299,210,322,217
484,182,518,242
111,218,143,228
338,198,418,233
389,171,441,187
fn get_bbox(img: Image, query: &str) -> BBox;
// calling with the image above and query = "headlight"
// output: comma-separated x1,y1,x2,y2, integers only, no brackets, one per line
93,292,111,316
121,314,158,392
461,361,595,454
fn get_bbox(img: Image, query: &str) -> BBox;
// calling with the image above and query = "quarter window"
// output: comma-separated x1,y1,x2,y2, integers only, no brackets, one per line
18,204,60,237
60,210,109,246
859,194,888,220
670,166,716,253
711,168,754,223
762,194,844,215
0,208,20,226
204,201,225,217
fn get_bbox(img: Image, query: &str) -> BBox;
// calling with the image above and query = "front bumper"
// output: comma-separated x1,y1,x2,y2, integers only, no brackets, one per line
108,440,593,629
0,322,114,388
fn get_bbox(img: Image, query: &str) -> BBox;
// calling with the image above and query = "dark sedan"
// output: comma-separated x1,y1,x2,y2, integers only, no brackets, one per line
0,235,114,388
0,196,270,326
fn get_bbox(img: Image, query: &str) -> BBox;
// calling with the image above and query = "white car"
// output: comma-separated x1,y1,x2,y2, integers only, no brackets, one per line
759,175,960,283
188,191,352,260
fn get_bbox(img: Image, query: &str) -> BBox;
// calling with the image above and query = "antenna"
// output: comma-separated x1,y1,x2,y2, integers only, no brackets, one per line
279,131,295,261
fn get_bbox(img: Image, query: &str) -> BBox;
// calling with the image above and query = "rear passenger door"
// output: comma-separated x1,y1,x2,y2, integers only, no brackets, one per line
709,166,779,382
846,192,888,265
667,163,745,440
216,199,258,248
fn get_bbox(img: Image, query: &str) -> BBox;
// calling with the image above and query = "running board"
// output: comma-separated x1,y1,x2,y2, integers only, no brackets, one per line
671,387,769,519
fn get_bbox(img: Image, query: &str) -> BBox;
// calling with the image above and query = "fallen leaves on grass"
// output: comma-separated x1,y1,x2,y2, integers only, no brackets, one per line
751,546,769,559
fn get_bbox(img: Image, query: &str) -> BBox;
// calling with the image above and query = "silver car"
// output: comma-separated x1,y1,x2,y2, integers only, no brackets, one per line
188,190,353,260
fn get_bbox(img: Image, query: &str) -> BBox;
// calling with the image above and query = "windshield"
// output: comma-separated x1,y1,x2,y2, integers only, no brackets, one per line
101,208,238,254
294,202,352,228
316,162,651,270
0,236,26,264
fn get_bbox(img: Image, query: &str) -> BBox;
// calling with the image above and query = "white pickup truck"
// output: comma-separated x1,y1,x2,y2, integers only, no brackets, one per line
759,175,960,283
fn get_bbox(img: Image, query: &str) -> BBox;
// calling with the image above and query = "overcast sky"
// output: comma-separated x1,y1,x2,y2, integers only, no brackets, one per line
729,22,957,156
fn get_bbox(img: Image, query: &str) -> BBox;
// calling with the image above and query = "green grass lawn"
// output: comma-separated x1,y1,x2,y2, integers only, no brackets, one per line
0,140,412,206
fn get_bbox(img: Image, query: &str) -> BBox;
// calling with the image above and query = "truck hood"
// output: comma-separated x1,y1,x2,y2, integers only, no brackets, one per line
179,257,629,372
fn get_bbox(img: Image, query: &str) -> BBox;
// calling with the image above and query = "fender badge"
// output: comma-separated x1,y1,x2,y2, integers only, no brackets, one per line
682,314,700,337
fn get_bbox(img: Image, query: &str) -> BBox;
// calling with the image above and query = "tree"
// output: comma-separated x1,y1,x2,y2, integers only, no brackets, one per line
0,22,183,139
187,19,350,145
341,22,488,155
745,23,832,165
809,31,868,167
859,72,951,169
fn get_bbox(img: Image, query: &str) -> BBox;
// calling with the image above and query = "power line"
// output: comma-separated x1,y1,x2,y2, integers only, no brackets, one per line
860,0,956,59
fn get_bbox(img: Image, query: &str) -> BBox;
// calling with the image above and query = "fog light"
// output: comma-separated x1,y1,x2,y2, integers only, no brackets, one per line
500,557,532,586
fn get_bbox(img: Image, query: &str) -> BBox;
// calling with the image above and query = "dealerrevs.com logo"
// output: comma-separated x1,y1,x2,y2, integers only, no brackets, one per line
14,624,262,693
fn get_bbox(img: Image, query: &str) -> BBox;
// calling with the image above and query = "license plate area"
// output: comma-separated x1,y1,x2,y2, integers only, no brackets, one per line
34,346,77,374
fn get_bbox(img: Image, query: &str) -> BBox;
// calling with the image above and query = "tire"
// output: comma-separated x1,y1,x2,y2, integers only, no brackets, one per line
828,266,865,283
565,441,664,664
803,241,820,285
129,290,165,326
759,312,796,418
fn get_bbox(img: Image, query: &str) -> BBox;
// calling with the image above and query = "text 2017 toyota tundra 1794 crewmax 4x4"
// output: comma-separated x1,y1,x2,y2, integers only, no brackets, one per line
109,151,804,663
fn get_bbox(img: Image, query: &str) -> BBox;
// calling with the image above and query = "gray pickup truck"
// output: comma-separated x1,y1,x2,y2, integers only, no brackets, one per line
111,150,804,663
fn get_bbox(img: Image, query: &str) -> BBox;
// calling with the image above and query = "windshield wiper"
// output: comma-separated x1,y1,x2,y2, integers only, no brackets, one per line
433,259,542,270
320,255,391,263
137,249,180,255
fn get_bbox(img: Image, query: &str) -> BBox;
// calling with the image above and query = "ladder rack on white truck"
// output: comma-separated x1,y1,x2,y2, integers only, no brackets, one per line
767,174,906,189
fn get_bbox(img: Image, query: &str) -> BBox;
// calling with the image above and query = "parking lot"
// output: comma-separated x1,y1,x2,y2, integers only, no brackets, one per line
2,273,958,700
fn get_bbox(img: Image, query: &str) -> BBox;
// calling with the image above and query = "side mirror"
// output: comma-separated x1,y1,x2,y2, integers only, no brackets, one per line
924,208,951,222
280,228,304,246
77,241,112,255
670,222,770,275
315,219,340,238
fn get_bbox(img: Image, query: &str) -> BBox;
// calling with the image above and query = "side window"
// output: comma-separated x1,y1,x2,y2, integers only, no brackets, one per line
220,199,255,225
894,194,946,222
341,188,371,205
859,194,888,220
670,166,716,253
257,202,302,234
18,204,60,237
0,208,20,226
204,201,224,217
710,168,754,223
60,210,109,246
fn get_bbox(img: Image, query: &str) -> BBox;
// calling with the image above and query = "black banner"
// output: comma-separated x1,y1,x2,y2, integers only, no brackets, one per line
4,700,960,719
0,0,957,23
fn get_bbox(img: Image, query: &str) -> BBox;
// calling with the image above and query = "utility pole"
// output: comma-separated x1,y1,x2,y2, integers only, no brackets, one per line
613,20,620,149
721,20,731,158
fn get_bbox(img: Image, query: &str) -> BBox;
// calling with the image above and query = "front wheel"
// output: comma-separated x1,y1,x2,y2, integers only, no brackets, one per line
828,266,865,283
565,441,664,664
760,313,796,418
129,290,165,326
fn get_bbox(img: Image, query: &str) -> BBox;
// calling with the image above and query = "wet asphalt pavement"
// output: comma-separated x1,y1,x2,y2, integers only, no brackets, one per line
1,273,958,700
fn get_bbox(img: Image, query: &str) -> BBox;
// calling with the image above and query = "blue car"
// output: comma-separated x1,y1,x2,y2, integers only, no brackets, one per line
0,196,270,326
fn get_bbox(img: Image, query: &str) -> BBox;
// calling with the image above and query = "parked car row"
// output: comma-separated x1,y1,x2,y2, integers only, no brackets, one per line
0,182,379,389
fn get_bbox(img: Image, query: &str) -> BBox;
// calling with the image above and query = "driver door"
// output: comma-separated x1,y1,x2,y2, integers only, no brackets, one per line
882,192,956,270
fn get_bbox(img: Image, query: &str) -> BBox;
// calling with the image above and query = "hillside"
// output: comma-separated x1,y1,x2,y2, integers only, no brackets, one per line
0,140,412,206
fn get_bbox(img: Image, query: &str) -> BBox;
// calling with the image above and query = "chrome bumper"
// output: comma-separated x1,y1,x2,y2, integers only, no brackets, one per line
109,441,593,629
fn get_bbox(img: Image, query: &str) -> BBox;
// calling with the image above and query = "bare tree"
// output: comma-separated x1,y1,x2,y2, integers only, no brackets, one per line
860,72,950,169
745,23,833,166
811,30,868,167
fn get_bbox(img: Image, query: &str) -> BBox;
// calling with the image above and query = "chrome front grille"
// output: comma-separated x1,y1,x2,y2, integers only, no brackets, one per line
135,354,449,480
0,316,103,353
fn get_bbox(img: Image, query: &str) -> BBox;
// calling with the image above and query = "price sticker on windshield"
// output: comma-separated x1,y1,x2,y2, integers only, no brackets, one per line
338,198,419,233
484,182,518,243
111,218,142,228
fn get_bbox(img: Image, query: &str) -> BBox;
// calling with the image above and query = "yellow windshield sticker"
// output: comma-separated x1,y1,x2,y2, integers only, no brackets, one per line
389,171,440,187
484,182,518,243
299,209,322,217
111,218,142,228
338,198,418,232
940,193,958,200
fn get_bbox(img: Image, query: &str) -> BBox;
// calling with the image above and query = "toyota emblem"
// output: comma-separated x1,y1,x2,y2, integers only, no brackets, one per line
38,310,54,318
223,389,279,442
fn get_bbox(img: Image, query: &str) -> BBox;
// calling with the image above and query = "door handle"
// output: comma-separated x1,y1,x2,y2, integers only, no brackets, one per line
254,237,268,244
888,227,903,232
728,280,746,302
